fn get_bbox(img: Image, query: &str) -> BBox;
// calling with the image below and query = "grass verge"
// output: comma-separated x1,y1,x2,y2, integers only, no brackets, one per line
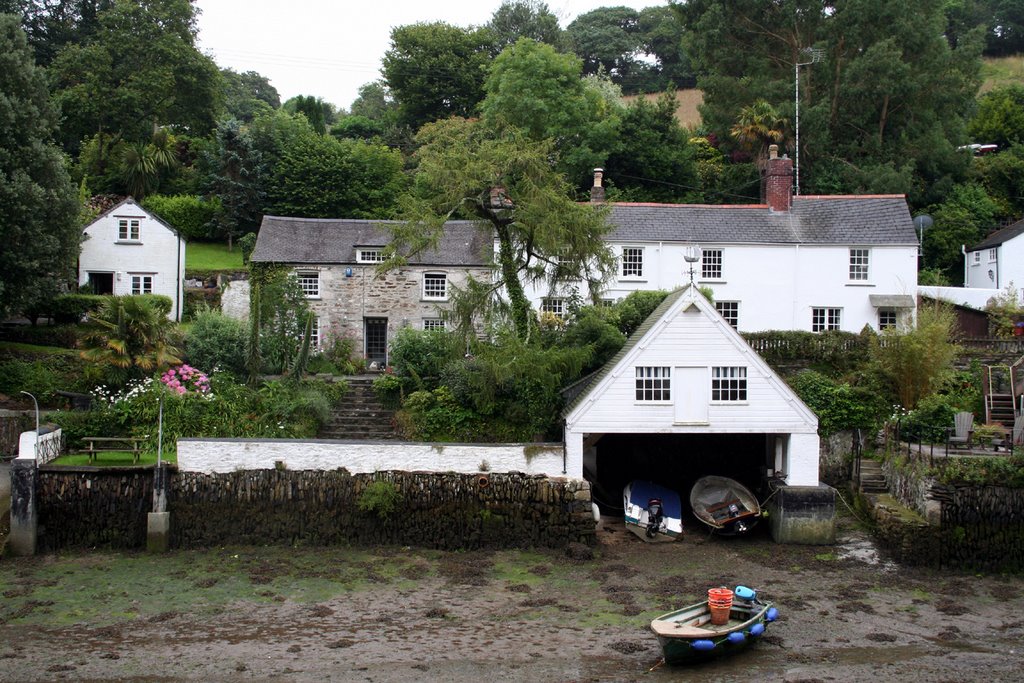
50,451,177,467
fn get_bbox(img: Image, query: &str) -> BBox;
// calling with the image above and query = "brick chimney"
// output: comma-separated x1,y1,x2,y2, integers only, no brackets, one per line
765,145,793,212
590,168,605,203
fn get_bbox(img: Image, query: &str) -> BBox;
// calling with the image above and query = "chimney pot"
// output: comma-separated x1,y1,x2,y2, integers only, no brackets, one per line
765,151,793,212
590,168,606,203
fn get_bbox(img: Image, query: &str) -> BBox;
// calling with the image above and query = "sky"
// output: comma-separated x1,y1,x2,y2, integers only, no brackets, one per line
194,0,666,111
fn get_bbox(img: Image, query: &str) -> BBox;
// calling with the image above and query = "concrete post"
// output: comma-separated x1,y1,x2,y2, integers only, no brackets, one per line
9,457,38,556
146,463,170,553
767,483,836,545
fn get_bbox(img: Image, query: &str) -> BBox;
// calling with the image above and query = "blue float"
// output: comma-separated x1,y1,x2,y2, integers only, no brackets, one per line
727,631,746,644
734,585,756,601
749,623,765,637
766,607,779,622
692,639,716,651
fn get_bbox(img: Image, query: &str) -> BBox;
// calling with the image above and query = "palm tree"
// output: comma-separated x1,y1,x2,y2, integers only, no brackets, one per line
730,100,787,201
80,296,182,387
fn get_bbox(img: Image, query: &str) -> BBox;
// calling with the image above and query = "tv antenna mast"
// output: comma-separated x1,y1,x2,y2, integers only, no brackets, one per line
795,47,824,196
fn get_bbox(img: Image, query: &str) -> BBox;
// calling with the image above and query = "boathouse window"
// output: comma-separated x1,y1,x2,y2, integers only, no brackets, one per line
711,366,746,402
636,366,671,401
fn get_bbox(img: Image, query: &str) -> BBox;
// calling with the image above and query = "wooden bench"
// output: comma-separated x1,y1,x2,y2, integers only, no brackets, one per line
81,436,144,464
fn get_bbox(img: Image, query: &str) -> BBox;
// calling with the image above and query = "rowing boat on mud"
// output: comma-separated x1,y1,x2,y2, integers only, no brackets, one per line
689,475,761,535
650,586,778,664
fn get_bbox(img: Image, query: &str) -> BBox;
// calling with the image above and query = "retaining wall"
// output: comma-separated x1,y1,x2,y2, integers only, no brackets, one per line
32,467,595,552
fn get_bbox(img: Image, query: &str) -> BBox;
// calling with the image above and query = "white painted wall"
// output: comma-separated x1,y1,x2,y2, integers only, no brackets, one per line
177,438,567,476
78,200,186,320
526,242,918,333
18,428,63,465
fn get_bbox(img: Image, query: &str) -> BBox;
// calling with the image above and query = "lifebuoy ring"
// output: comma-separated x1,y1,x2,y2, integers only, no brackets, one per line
477,475,490,489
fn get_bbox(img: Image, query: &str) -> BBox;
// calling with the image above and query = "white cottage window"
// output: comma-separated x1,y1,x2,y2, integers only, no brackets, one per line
118,218,141,241
635,366,670,401
702,248,723,279
849,248,869,281
423,318,446,331
130,274,153,295
357,248,385,263
621,247,644,277
715,301,739,329
988,248,998,262
540,297,565,317
812,307,841,332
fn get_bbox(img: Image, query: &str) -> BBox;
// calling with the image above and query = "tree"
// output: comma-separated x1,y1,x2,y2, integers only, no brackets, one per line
206,118,264,248
0,14,79,320
80,295,182,387
387,117,617,340
871,301,960,409
381,22,493,129
2,0,113,65
566,6,642,89
637,6,693,90
480,38,623,187
924,182,1001,282
221,68,280,122
604,92,699,203
730,100,787,200
282,94,337,135
675,0,982,202
349,80,394,121
968,85,1024,149
486,0,564,52
265,133,406,219
971,144,1024,219
49,0,221,165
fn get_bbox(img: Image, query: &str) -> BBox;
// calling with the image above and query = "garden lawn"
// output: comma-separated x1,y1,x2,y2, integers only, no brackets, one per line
185,242,244,272
51,450,177,467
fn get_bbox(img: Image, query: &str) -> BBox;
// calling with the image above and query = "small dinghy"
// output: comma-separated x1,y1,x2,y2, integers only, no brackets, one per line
623,480,683,542
689,475,761,535
651,585,778,664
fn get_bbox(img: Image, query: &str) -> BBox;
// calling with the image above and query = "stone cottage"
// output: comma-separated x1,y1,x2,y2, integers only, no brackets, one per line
248,216,493,365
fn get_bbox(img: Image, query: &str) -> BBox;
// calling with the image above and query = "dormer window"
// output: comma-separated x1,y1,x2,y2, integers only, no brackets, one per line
118,218,141,241
357,248,385,264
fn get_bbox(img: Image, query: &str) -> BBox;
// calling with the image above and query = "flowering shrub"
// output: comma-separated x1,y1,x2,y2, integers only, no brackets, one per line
160,365,211,395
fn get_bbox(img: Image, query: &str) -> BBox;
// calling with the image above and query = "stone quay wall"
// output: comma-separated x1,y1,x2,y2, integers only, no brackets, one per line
36,467,155,551
31,467,596,552
880,457,1024,571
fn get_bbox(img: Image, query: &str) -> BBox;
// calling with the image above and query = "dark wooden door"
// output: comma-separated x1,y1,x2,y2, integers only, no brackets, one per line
364,317,388,366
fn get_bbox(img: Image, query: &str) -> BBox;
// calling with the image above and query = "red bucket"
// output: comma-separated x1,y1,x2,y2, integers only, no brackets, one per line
707,587,734,625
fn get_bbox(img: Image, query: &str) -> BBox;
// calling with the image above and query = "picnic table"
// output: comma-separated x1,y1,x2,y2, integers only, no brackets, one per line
81,436,144,464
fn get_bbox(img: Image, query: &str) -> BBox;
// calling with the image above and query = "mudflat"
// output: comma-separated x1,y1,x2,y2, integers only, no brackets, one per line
0,511,1021,682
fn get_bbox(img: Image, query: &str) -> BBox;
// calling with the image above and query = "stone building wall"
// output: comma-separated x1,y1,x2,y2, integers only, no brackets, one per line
309,264,492,356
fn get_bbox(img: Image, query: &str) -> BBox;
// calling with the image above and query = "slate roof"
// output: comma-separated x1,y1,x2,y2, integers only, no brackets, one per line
968,218,1024,251
605,195,917,245
250,216,493,266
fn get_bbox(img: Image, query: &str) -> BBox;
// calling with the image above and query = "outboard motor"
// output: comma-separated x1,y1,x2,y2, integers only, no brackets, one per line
645,497,664,538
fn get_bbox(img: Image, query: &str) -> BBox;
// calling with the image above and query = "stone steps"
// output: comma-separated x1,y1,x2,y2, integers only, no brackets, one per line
858,459,888,494
318,376,398,441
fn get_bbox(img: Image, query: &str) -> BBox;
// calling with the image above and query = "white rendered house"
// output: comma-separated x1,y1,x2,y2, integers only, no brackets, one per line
528,152,920,333
963,219,1024,299
78,198,186,321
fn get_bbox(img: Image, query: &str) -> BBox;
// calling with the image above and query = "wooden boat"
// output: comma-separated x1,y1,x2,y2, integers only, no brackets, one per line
623,480,683,542
651,586,778,664
689,475,761,535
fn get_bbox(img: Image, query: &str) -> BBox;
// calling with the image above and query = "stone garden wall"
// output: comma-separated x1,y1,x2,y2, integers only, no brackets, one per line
32,467,596,552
